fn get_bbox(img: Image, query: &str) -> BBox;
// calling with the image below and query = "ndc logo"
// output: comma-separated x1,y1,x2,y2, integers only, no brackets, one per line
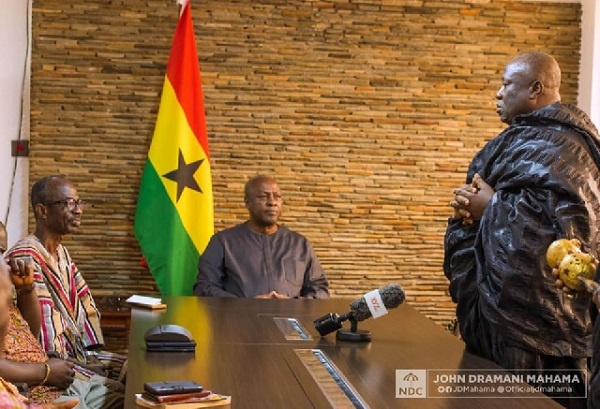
396,370,427,398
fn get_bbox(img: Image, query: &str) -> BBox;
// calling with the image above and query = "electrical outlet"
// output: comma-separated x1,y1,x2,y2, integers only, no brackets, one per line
11,140,29,157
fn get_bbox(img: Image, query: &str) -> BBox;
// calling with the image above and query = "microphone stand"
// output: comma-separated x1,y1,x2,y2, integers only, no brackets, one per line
336,316,372,342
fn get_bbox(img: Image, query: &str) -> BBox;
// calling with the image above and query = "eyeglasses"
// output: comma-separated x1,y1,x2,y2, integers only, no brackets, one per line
254,193,283,203
43,198,85,211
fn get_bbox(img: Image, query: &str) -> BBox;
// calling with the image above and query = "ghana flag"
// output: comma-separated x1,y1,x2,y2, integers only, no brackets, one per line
135,0,213,296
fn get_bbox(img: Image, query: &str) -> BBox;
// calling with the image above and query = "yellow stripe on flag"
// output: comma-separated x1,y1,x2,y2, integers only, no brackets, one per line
148,77,214,253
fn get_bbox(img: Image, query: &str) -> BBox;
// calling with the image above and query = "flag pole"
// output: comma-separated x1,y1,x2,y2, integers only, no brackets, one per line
176,0,188,17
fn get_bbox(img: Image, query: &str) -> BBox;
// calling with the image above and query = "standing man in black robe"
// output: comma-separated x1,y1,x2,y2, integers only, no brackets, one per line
444,51,600,408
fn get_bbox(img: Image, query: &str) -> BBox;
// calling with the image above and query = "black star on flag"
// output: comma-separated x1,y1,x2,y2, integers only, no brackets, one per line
162,149,204,202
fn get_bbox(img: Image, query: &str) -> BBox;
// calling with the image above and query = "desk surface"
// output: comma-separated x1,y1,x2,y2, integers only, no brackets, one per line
124,297,561,408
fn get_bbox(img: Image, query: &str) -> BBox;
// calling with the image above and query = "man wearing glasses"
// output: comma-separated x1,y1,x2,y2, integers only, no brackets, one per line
194,174,329,299
6,175,126,384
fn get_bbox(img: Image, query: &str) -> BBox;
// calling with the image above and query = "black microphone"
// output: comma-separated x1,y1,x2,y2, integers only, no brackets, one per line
314,284,405,341
349,283,405,322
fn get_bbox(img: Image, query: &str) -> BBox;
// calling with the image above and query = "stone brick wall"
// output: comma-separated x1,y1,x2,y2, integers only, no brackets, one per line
30,0,582,325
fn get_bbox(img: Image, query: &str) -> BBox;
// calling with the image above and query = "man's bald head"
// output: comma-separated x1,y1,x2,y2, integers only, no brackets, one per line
509,51,561,98
496,51,562,124
244,175,278,201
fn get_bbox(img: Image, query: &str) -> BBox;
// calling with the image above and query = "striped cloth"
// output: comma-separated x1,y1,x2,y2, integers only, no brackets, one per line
6,235,126,382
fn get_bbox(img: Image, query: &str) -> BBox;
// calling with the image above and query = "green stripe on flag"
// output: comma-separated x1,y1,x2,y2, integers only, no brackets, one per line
135,161,199,295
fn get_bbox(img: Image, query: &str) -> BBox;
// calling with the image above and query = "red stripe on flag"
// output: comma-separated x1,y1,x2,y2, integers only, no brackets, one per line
166,2,210,159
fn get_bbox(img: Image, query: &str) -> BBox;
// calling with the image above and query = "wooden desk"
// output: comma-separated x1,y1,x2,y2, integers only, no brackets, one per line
124,297,561,408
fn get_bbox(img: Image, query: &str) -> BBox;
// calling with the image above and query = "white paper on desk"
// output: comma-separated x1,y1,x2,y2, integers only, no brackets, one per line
126,295,163,307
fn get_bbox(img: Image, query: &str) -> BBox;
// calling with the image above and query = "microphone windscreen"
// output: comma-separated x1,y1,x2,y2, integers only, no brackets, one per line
381,283,405,308
349,297,372,322
349,283,405,322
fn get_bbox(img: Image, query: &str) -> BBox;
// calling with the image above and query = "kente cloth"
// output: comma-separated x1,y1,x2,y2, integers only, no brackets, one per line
2,305,125,408
194,223,330,298
2,305,63,404
6,235,104,363
444,103,600,359
0,377,40,409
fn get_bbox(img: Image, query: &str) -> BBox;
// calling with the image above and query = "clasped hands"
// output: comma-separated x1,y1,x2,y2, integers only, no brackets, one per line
255,291,290,299
450,173,494,225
